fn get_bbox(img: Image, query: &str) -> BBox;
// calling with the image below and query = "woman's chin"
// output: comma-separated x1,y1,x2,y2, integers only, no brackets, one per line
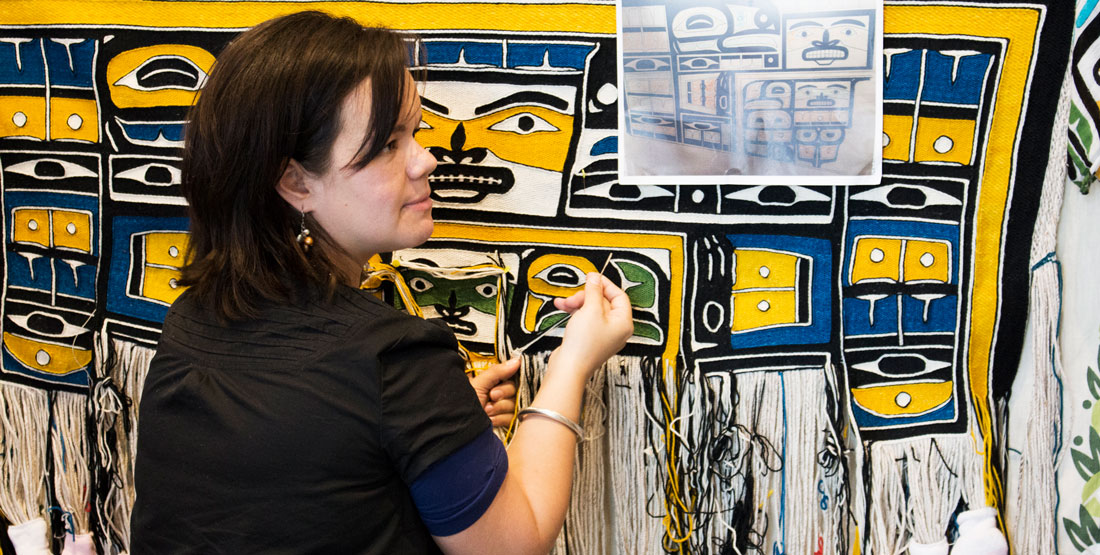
404,218,435,250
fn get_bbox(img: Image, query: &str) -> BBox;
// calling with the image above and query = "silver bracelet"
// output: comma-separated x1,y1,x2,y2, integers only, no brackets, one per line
518,407,585,440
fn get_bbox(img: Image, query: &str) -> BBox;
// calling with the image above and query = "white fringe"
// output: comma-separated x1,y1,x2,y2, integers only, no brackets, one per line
607,356,666,555
51,391,90,536
866,434,984,554
1005,46,1072,555
92,333,156,551
786,369,847,555
565,360,607,555
0,382,50,527
687,368,844,554
727,370,846,554
737,371,784,553
867,438,908,555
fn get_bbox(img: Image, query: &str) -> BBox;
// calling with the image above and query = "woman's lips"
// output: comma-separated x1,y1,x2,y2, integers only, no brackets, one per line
406,195,433,210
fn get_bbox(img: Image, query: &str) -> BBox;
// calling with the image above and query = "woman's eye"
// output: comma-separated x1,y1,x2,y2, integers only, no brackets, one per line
488,112,559,135
384,140,398,152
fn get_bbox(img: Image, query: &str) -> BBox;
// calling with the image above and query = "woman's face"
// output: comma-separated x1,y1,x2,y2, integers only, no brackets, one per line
307,73,438,272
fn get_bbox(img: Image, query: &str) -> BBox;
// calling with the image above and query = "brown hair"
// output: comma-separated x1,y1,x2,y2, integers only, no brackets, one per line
179,11,412,320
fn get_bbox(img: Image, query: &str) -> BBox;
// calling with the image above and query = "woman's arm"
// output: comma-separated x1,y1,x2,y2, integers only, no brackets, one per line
433,273,634,555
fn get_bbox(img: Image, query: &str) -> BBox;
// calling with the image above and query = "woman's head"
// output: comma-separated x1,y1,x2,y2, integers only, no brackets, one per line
181,11,428,319
277,75,437,277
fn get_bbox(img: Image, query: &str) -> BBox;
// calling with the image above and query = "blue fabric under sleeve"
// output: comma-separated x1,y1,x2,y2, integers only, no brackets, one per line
408,425,508,536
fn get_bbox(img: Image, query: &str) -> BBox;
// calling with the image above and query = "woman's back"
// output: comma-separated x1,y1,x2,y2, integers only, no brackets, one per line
131,286,489,554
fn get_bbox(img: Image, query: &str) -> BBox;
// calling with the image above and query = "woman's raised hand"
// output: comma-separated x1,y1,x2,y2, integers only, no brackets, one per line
550,273,634,378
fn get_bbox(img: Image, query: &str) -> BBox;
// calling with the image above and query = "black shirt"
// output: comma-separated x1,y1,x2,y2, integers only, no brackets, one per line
130,286,490,554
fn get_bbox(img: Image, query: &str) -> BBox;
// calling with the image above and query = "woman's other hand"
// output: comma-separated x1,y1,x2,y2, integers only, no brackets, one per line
551,273,634,378
469,358,519,428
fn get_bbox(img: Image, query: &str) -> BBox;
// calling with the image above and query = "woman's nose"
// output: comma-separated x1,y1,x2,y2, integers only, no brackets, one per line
409,140,438,179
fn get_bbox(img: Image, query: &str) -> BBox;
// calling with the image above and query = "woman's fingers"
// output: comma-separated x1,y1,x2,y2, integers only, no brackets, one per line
486,396,516,427
469,357,520,409
490,380,516,402
552,289,585,313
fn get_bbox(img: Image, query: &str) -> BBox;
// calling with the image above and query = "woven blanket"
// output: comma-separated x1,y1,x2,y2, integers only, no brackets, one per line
0,1,1073,553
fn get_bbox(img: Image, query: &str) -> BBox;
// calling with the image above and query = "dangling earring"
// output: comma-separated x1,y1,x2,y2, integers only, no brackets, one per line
296,210,313,252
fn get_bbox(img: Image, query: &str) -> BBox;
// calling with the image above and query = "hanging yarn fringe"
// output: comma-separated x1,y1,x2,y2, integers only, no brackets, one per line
784,369,848,555
695,369,847,555
565,358,607,555
0,381,51,550
607,355,667,555
1006,48,1073,555
660,358,694,553
737,371,784,554
91,332,156,552
865,434,985,554
50,391,91,540
683,366,741,554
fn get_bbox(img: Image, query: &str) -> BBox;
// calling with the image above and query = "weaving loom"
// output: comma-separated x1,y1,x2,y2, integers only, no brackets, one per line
0,0,1078,553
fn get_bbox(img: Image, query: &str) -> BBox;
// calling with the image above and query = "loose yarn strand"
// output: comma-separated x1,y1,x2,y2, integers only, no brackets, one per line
93,334,156,551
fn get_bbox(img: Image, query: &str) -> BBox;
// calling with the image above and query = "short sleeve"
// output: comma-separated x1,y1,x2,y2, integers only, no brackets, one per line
409,426,508,536
377,318,492,483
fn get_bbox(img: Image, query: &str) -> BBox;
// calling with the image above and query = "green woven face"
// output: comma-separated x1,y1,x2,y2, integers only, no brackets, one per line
405,270,500,326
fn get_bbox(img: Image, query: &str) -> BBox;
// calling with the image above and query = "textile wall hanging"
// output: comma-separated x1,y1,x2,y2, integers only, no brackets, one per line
0,1,1074,554
1056,1,1100,553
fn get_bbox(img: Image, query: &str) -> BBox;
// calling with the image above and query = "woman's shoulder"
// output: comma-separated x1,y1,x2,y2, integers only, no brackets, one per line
158,285,454,357
331,286,458,346
329,286,424,327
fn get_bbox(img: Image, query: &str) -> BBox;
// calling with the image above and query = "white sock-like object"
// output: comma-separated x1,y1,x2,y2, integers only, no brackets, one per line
910,538,950,555
950,507,1007,555
61,533,95,555
6,518,52,555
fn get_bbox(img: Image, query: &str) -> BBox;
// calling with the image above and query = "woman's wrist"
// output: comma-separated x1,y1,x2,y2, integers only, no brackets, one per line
545,348,596,387
518,407,585,440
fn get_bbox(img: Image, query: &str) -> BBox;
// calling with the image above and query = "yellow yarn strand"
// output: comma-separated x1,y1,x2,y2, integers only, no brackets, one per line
656,357,695,552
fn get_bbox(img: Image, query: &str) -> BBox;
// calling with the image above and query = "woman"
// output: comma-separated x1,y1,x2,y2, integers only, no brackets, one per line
130,10,633,554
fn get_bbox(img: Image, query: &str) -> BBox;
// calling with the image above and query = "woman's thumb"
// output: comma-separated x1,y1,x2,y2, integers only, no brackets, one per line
471,356,520,388
581,272,604,310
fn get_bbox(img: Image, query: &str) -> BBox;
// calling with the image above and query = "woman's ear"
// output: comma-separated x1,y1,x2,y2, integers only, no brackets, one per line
275,159,315,209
